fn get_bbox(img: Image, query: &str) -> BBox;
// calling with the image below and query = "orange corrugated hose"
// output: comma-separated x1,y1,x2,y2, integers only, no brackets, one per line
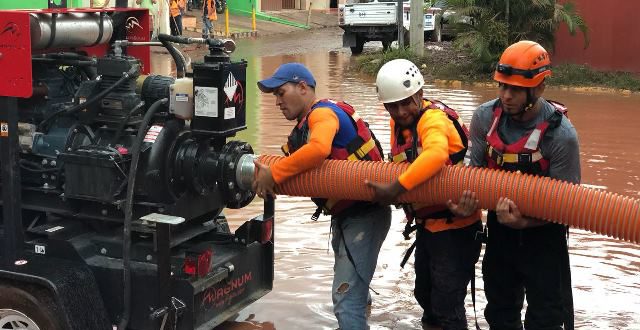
257,155,640,244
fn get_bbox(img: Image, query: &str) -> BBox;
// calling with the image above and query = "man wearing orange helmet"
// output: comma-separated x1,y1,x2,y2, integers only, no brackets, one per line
467,40,581,329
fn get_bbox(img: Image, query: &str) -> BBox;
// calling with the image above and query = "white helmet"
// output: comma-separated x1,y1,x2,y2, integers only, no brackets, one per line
376,59,424,103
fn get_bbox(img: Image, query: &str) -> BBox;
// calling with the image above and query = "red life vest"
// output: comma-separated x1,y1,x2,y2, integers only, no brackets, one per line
282,99,384,216
390,99,469,165
486,99,568,176
390,99,478,232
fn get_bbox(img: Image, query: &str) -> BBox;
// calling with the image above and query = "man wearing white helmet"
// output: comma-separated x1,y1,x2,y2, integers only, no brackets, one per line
366,59,482,329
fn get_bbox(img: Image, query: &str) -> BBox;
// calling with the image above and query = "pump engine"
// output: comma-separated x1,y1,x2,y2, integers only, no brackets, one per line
0,8,271,330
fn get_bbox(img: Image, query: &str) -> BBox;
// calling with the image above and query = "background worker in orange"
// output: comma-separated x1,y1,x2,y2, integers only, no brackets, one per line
169,0,185,36
253,62,391,329
366,59,482,329
201,0,217,39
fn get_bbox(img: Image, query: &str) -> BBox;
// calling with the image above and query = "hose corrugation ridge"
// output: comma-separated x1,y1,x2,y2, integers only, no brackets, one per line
257,155,640,243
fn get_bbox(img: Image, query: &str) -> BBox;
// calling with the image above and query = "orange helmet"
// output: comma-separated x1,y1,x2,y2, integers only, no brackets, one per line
494,40,552,88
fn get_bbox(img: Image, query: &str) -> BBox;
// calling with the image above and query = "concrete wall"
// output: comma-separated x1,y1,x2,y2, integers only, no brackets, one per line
0,0,84,9
231,0,260,12
259,0,335,11
554,0,640,74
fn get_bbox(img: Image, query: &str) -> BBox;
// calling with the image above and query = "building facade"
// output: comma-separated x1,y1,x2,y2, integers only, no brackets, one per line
554,0,640,74
261,0,345,11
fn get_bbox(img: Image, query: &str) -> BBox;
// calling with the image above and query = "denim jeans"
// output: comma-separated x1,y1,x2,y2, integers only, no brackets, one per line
202,16,214,38
331,204,391,330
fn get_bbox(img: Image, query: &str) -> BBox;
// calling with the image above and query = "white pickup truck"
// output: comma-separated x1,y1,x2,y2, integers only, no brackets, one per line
339,0,442,54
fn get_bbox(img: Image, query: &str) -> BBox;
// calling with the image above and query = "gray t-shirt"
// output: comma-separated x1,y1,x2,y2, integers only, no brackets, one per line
469,98,581,184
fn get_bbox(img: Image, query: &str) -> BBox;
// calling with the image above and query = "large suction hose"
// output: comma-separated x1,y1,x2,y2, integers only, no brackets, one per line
256,155,640,244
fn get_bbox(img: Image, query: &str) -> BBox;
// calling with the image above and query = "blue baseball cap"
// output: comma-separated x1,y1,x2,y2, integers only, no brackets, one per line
257,62,316,92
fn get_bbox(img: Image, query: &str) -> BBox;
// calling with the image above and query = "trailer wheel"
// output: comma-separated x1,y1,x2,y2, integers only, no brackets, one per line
0,285,63,330
350,36,365,55
381,39,392,51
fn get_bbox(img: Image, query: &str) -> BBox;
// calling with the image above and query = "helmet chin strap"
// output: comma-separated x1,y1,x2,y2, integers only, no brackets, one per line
507,87,538,120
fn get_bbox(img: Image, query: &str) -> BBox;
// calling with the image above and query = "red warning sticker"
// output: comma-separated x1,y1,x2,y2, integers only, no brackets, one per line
1,122,8,137
144,125,163,143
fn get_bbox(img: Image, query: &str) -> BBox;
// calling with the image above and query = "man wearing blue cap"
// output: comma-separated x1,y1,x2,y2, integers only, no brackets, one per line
253,62,391,329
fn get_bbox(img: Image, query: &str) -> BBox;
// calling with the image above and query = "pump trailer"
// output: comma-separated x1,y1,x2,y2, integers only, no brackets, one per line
0,8,273,330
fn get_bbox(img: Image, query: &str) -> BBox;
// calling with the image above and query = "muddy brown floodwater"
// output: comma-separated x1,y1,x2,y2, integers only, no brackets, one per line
151,27,640,329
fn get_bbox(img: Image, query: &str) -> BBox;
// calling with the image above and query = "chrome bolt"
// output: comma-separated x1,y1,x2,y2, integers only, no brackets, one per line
100,248,107,254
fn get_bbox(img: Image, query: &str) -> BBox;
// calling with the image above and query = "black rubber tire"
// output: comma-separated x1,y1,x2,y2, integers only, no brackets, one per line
382,39,392,51
0,284,63,330
350,38,365,55
215,0,226,14
431,23,442,42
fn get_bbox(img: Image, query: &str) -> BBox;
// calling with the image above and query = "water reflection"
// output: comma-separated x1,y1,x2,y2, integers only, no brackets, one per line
152,41,640,329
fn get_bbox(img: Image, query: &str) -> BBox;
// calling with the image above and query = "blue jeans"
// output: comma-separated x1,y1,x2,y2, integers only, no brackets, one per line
202,16,214,38
331,204,391,330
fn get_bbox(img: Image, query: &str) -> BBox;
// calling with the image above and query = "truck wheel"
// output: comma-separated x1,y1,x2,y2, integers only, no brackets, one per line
382,40,392,51
431,23,442,42
0,285,63,330
403,31,410,47
350,38,365,55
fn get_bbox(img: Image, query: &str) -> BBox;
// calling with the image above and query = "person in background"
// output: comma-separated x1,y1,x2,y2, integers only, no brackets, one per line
366,58,482,330
169,0,185,36
201,0,217,39
466,40,580,330
253,62,391,330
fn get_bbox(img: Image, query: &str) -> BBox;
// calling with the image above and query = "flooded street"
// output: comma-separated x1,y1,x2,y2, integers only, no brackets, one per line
165,27,640,329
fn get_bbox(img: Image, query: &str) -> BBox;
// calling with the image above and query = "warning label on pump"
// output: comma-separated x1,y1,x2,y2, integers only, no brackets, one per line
1,122,7,137
195,86,219,118
144,125,163,143
224,107,235,119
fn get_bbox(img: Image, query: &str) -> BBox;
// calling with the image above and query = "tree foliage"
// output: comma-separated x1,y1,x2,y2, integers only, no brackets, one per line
441,0,589,72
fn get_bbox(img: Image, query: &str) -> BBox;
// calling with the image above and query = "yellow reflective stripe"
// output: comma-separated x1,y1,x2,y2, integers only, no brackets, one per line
392,152,407,163
489,145,543,164
501,151,543,163
347,138,376,161
281,144,290,156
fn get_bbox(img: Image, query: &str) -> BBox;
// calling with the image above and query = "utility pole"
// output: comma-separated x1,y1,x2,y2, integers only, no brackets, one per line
410,0,424,56
397,0,404,48
506,0,510,41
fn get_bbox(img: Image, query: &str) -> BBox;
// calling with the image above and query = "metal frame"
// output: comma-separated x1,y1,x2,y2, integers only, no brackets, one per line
0,96,23,268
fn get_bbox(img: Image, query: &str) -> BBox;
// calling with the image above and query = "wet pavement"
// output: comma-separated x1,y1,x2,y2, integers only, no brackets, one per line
152,28,640,330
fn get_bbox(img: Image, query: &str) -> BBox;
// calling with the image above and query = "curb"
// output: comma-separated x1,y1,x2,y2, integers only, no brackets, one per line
431,79,637,94
184,26,258,39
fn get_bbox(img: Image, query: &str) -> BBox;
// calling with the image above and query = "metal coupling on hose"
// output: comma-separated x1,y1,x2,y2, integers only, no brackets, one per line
235,154,256,191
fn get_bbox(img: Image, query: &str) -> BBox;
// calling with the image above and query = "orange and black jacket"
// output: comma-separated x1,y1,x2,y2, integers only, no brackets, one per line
390,99,480,232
